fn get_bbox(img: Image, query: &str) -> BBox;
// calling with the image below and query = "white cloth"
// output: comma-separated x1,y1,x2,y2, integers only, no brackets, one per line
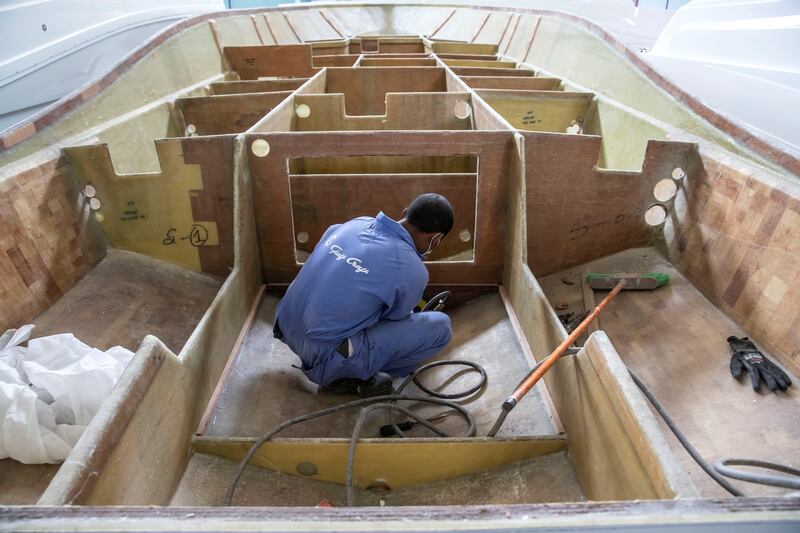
0,326,133,464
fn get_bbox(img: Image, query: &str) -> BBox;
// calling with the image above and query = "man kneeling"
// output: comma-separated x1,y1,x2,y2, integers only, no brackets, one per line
273,193,454,397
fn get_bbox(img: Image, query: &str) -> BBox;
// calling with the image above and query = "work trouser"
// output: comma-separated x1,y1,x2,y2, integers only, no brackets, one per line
277,312,452,386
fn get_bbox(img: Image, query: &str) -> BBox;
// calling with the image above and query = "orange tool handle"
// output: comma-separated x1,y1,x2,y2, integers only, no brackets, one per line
507,280,625,405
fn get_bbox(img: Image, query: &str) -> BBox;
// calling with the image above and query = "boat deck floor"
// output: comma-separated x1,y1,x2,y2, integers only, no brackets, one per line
201,292,557,439
539,247,800,498
203,293,554,438
32,248,223,353
171,450,585,506
0,249,222,505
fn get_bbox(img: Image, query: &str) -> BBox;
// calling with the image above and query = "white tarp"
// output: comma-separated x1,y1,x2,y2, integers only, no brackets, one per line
0,325,133,464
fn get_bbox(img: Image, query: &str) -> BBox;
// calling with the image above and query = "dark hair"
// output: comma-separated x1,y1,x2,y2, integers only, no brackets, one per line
406,193,454,234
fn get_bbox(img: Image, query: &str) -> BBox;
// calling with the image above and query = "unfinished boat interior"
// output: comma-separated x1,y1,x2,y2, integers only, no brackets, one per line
0,3,798,531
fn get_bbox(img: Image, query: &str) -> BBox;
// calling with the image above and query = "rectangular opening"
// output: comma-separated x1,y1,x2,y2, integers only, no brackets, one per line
324,67,447,115
288,156,478,263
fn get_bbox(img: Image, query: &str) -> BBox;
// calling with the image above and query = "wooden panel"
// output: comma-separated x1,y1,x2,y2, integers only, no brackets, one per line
0,461,59,504
223,45,315,80
324,67,447,115
210,79,308,95
310,41,349,56
312,54,359,68
525,135,698,277
462,76,560,91
0,156,106,332
444,59,517,69
377,38,425,54
450,66,534,77
478,90,593,132
63,136,235,276
664,148,800,374
177,92,292,135
247,130,513,284
290,173,476,260
292,92,472,131
431,42,497,55
359,58,438,67
193,436,566,489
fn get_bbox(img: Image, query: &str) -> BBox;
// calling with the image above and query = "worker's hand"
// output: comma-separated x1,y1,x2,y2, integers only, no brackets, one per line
728,336,792,392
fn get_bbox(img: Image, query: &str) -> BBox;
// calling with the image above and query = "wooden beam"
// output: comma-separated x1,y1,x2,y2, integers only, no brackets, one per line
192,436,567,489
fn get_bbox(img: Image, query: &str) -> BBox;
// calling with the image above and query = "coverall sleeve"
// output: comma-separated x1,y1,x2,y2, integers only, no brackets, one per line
382,257,428,321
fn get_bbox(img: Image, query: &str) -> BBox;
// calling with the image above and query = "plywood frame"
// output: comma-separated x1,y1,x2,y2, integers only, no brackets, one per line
63,136,235,276
525,134,698,276
291,92,473,131
192,436,567,490
477,90,593,132
247,130,513,285
176,92,293,135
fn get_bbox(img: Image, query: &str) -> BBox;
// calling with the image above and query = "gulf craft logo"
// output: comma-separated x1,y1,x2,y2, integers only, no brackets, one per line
325,235,370,274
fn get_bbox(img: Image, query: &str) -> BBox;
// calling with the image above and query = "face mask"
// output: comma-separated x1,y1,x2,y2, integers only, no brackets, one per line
422,233,443,258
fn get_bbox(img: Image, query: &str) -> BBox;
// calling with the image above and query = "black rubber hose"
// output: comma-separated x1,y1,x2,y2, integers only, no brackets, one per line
224,360,487,506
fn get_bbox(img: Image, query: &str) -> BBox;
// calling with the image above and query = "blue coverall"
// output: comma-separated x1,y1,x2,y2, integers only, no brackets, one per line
274,212,452,386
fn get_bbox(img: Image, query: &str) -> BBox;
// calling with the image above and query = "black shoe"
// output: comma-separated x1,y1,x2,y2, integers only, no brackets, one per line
321,372,394,398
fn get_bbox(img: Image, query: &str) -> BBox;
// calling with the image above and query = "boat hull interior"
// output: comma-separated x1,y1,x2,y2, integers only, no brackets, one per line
0,3,797,528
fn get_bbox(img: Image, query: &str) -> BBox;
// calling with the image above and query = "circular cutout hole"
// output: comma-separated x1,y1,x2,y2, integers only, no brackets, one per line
365,480,392,493
251,139,270,157
653,178,678,202
459,229,471,242
89,198,101,211
296,462,318,476
454,101,471,119
672,167,686,180
83,185,96,199
186,124,197,136
296,231,309,244
295,104,311,118
644,204,667,226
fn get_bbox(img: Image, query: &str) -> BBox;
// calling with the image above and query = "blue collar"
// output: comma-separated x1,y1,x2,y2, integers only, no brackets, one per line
374,212,422,257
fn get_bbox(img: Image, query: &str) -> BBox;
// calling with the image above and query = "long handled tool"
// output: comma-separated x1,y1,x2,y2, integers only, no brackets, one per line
487,280,626,437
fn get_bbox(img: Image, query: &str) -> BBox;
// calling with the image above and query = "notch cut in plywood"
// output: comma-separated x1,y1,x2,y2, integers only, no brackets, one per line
176,92,293,135
524,135,699,277
324,67,448,115
192,436,567,490
291,92,473,131
63,137,235,276
477,90,593,133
